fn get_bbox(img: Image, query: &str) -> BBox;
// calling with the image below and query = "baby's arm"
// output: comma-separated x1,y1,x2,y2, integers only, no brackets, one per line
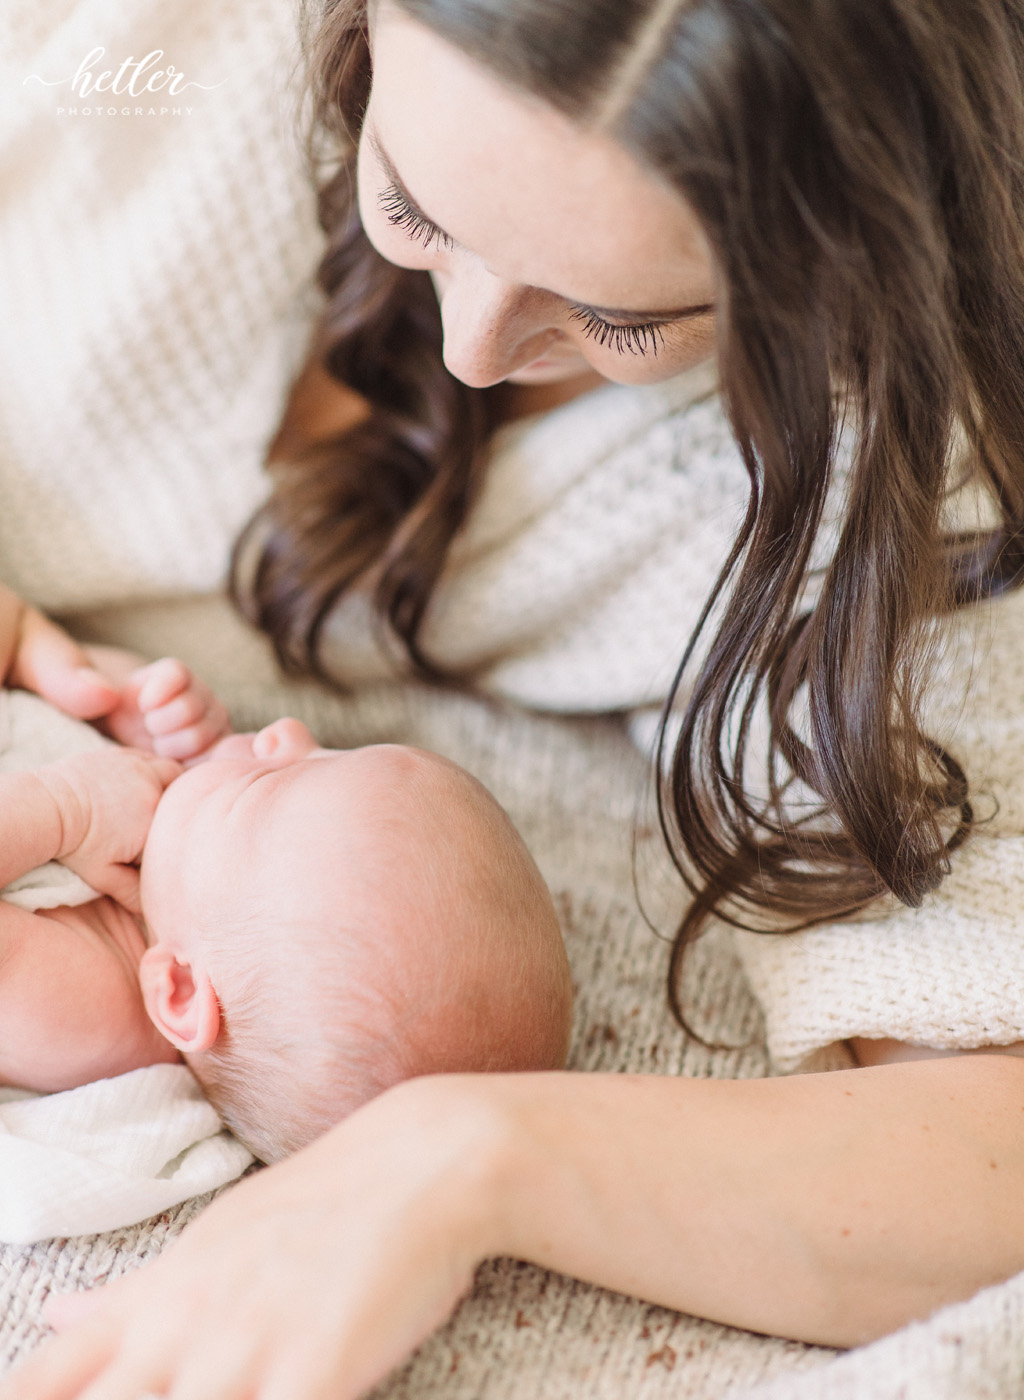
0,750,180,913
0,585,122,720
0,584,230,762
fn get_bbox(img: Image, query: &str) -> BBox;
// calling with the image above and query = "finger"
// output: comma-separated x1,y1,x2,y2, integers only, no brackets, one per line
153,715,229,763
34,1281,175,1400
186,705,232,752
80,1367,174,1400
142,690,210,738
134,658,192,712
56,1296,177,1400
0,1317,118,1400
95,866,142,916
75,1352,174,1400
10,612,120,720
45,1288,107,1332
158,1322,265,1400
262,1348,357,1400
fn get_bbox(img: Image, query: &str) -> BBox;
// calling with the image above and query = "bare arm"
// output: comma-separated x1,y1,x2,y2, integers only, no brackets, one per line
0,770,80,888
0,586,228,759
0,752,179,912
485,1056,1024,1347
9,1052,1024,1400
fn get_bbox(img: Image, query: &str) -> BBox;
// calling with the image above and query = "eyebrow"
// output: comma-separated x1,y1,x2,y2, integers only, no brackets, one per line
367,128,715,324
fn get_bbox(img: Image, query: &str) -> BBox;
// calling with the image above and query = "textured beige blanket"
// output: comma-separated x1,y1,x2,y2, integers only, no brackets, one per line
1,603,1021,1399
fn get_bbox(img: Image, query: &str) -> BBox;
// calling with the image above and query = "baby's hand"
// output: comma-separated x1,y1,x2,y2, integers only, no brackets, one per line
35,749,182,913
101,657,232,764
0,590,124,721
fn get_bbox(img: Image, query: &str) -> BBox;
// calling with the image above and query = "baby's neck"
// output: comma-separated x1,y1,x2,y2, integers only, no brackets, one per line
45,895,150,967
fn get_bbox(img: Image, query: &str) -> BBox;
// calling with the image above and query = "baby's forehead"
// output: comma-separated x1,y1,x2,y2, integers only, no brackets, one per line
263,744,449,818
316,742,466,791
285,745,484,847
197,744,480,870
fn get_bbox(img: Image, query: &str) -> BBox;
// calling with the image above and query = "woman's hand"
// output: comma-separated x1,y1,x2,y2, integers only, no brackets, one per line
8,1058,1024,1400
0,1077,504,1400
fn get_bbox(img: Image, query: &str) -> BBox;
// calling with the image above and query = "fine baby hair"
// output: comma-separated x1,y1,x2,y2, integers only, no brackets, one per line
139,730,572,1163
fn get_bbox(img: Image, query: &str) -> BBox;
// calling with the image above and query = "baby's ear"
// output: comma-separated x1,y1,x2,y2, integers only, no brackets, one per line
139,945,220,1054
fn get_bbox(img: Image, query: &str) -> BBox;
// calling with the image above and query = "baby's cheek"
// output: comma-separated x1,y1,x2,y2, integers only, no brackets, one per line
201,733,257,761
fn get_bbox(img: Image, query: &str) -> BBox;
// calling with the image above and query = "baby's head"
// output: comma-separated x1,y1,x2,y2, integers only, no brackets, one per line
139,719,571,1162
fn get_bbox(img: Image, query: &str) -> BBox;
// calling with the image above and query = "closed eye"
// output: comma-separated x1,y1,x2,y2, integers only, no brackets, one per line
378,183,454,252
374,142,712,360
567,306,666,356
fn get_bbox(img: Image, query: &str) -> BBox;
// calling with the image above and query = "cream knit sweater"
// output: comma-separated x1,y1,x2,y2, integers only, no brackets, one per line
0,0,323,612
4,0,1024,1077
734,584,1024,1071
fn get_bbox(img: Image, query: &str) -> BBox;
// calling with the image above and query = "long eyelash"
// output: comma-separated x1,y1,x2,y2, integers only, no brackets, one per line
376,187,664,356
378,184,454,251
568,306,665,356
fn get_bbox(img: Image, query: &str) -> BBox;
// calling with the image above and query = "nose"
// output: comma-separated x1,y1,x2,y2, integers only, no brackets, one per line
433,261,560,387
252,717,318,762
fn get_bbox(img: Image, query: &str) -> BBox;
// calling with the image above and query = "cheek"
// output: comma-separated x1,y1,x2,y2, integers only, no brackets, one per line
672,315,718,362
578,317,718,387
206,733,257,760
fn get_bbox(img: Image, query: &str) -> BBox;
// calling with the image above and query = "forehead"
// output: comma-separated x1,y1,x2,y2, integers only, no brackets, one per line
152,746,427,878
143,753,364,930
368,4,712,308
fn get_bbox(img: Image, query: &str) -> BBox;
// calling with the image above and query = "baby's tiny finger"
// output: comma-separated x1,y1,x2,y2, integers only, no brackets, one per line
134,658,191,712
152,721,222,763
143,690,208,739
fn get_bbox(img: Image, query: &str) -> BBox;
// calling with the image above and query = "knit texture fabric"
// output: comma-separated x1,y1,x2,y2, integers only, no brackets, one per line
0,673,1022,1399
0,0,323,613
319,356,744,711
3,2,1024,1393
734,585,1024,1071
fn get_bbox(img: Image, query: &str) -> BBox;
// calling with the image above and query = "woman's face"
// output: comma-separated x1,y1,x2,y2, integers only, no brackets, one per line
359,3,718,390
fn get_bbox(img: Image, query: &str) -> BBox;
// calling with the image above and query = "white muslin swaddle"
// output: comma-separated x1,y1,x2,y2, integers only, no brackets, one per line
0,690,252,1244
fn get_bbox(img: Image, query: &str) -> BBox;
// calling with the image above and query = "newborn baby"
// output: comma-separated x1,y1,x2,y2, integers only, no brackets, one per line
139,717,572,1160
1,698,572,1164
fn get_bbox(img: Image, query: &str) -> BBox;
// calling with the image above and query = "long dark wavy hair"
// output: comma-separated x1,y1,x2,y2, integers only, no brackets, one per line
235,0,1024,1016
